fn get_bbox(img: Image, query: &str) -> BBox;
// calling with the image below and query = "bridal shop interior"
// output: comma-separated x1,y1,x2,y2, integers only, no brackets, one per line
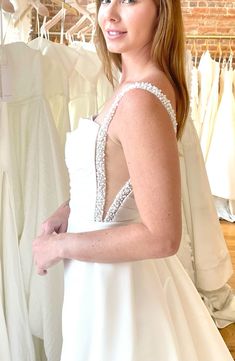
1,0,235,360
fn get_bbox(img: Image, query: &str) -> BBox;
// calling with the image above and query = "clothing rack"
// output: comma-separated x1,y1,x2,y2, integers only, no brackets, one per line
51,0,92,16
50,0,78,15
186,34,235,40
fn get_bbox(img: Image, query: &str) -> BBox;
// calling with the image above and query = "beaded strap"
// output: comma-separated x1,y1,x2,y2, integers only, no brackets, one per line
94,82,177,222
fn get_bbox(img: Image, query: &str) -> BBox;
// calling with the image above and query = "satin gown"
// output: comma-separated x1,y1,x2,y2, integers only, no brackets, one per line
61,81,233,361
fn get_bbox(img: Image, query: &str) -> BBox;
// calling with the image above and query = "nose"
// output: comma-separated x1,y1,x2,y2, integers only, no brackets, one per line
102,1,120,23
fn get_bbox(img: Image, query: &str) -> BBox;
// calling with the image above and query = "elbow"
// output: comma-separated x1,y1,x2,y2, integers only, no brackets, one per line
150,229,182,258
163,238,181,257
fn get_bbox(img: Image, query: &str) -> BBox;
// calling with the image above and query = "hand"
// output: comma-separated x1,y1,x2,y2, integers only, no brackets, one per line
41,202,70,235
33,232,62,276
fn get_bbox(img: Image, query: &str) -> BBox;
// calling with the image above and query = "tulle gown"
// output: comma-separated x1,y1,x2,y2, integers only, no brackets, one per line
61,82,233,361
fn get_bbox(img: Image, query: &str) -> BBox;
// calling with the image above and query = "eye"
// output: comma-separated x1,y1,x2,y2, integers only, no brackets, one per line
121,0,136,3
100,0,136,4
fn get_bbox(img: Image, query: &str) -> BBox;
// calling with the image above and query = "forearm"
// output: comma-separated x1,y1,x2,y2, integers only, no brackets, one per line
56,222,180,263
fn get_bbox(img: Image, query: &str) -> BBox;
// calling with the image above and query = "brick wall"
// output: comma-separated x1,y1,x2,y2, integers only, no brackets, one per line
182,1,235,59
31,1,235,58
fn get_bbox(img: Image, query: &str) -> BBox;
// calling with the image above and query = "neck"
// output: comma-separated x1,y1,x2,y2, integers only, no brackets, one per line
119,45,156,84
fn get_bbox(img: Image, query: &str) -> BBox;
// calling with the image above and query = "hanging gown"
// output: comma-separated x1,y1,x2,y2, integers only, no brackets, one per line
229,69,235,216
0,42,69,361
180,53,234,327
0,166,33,361
190,65,199,127
206,67,235,204
178,116,235,327
61,81,233,361
70,41,117,115
180,52,232,291
178,117,233,290
0,47,38,361
1,0,31,44
28,37,71,148
200,59,220,162
29,37,115,132
196,50,214,138
31,38,104,130
210,65,235,222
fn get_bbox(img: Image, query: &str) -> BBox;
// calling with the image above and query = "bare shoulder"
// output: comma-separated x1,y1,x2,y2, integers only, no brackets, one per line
117,70,175,117
147,70,176,110
125,69,175,108
113,72,176,137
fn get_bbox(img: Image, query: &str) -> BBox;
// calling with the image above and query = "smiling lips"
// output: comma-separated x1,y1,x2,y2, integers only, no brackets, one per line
106,30,127,39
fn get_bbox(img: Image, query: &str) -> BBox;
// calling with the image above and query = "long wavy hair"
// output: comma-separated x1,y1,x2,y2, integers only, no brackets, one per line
95,0,189,139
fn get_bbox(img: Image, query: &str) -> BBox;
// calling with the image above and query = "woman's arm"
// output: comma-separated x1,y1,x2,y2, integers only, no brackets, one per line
33,87,181,272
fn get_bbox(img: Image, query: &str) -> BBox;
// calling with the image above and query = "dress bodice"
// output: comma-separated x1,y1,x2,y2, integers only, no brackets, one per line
65,82,177,231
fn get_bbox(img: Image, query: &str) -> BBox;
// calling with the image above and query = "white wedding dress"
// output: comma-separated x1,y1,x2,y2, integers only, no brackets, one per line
61,82,233,361
0,42,69,361
206,67,235,203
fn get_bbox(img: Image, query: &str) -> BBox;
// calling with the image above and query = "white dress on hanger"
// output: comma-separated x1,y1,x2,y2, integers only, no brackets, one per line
29,38,114,132
196,51,214,138
178,116,233,291
0,166,33,361
0,49,37,361
200,59,220,161
181,52,234,327
211,66,235,222
1,0,31,44
61,82,233,361
179,116,235,327
190,65,199,126
28,37,71,148
206,67,235,203
0,42,69,361
229,70,235,216
71,41,118,114
69,41,110,129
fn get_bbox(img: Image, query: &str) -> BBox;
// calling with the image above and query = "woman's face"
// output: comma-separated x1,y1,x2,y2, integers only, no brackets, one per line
98,0,158,56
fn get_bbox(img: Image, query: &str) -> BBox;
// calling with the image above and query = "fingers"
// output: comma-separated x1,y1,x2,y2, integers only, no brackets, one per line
37,268,48,276
41,222,56,235
41,221,67,235
33,243,48,276
33,257,48,276
58,222,68,234
33,255,48,276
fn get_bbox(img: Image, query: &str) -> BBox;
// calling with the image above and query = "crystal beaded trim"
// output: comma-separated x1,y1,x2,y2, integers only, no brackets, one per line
104,180,133,222
94,82,177,222
94,102,119,221
124,82,177,132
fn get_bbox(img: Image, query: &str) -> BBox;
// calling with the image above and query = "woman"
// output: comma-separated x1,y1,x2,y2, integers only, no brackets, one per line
33,0,233,360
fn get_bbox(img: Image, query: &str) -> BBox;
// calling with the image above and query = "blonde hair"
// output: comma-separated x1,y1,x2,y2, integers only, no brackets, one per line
95,0,189,139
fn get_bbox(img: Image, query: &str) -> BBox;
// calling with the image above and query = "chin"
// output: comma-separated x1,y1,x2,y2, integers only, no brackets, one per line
108,50,121,54
106,46,121,54
106,44,129,55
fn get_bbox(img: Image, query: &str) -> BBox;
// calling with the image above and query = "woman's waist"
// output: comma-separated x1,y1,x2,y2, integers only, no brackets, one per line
67,216,139,233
